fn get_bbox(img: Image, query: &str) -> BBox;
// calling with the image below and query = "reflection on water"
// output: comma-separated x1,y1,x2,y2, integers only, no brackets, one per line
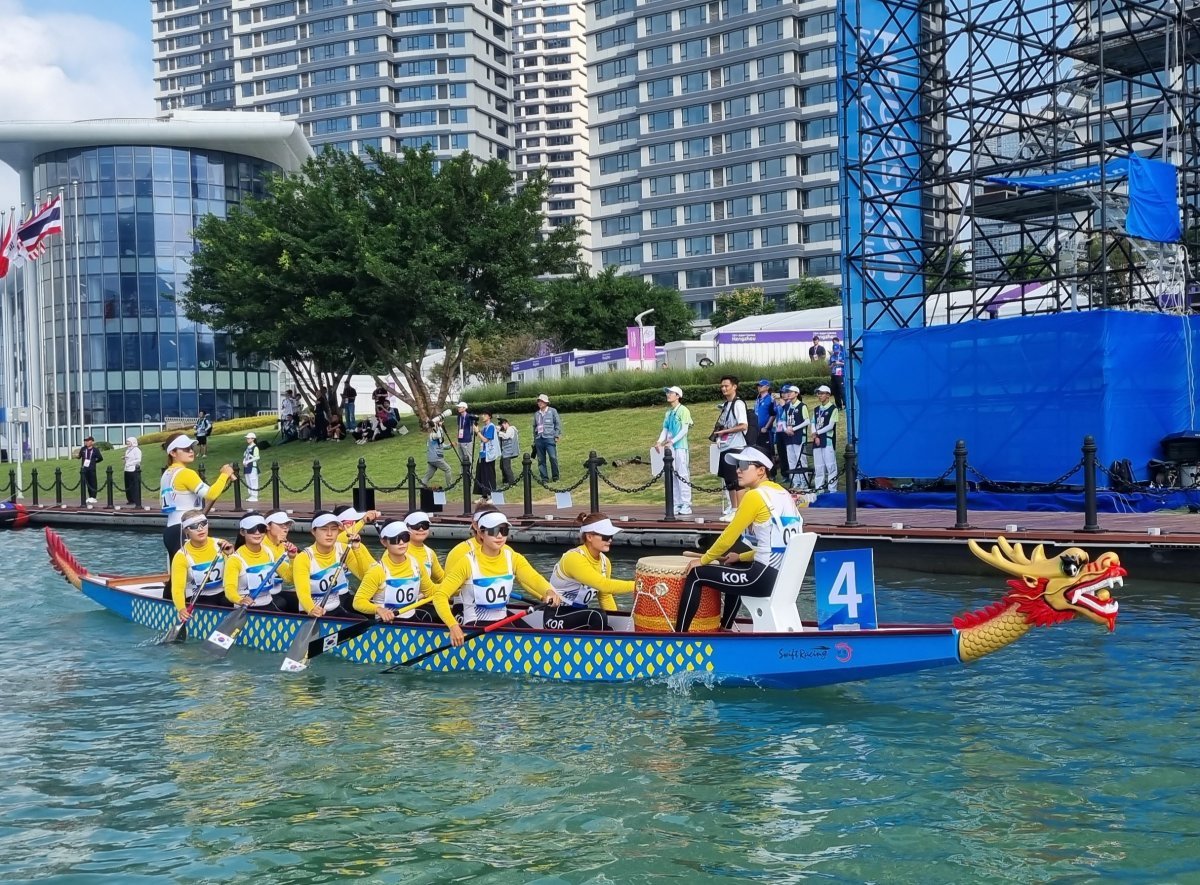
1,528,1197,883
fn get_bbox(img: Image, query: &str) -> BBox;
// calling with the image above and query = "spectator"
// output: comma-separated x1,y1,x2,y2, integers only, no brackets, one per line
123,436,142,507
654,386,693,516
497,417,519,486
474,410,499,502
314,395,329,441
79,435,103,505
533,394,562,482
242,432,261,502
353,419,373,445
341,381,357,427
454,401,476,464
194,410,213,457
808,335,828,365
811,385,839,493
280,412,298,443
298,414,315,441
281,389,300,422
828,334,846,410
423,417,455,486
711,375,748,520
327,411,347,441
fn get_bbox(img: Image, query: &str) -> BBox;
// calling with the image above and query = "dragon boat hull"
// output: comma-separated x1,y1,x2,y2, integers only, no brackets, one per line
75,571,964,689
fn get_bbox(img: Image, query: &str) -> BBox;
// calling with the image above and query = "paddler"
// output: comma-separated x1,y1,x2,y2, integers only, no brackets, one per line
352,519,438,622
223,511,294,611
545,512,635,631
333,503,382,548
160,433,235,569
432,511,563,646
289,510,376,620
403,510,444,582
677,448,801,632
169,509,236,621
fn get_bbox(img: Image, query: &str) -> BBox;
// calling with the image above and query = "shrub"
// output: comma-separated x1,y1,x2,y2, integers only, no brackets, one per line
138,415,277,446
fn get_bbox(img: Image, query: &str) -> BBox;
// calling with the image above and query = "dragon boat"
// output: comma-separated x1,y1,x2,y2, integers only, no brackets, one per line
45,527,1122,690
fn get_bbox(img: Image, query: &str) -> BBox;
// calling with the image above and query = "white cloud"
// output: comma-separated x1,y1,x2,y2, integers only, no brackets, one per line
0,0,155,210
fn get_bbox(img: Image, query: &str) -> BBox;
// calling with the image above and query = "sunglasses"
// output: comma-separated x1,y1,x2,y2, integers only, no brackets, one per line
407,521,431,532
592,533,616,542
185,520,209,531
482,525,511,537
244,524,268,534
385,531,412,544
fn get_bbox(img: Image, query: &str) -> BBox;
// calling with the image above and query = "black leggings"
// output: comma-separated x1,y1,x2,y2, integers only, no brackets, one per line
675,561,778,632
543,605,609,632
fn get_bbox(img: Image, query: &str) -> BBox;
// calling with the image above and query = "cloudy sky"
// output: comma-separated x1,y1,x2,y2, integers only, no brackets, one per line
0,0,154,211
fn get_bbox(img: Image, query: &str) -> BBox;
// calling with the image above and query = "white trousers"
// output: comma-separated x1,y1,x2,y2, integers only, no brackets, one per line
670,447,692,510
785,446,808,490
245,467,259,500
813,446,837,493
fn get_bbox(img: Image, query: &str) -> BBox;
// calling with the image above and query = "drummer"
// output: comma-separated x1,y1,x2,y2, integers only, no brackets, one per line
546,512,635,630
353,519,438,622
223,511,294,610
403,510,444,582
289,510,376,619
169,508,236,621
677,448,801,632
432,511,563,646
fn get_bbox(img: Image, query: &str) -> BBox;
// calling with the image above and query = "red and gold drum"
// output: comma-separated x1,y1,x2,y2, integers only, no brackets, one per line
632,555,721,632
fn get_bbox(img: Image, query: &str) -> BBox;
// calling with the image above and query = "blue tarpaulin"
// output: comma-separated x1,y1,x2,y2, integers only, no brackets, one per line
856,310,1200,485
812,490,1200,513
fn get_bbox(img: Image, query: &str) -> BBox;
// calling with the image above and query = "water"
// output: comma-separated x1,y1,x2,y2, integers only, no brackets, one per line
2,528,1197,884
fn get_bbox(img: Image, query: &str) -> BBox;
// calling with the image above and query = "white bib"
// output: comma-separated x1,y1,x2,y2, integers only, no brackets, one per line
463,547,515,623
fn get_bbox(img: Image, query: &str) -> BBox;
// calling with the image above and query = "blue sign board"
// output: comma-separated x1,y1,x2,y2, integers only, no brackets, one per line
814,548,878,630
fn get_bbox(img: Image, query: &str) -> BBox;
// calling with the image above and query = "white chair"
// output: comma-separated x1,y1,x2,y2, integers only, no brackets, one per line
743,532,817,633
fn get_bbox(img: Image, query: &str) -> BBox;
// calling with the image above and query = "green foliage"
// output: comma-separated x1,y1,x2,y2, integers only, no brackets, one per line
534,266,695,350
138,415,278,446
709,286,773,329
784,277,841,311
926,246,970,292
1004,247,1055,281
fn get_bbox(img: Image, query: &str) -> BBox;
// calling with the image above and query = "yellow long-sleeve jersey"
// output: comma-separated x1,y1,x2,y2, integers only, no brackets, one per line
550,545,634,612
161,467,231,524
169,538,223,613
291,542,375,612
431,545,553,629
222,544,292,604
411,543,445,583
699,481,793,565
352,553,437,615
443,537,477,572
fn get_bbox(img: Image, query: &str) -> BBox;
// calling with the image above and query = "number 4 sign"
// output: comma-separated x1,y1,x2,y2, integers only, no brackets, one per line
814,549,878,631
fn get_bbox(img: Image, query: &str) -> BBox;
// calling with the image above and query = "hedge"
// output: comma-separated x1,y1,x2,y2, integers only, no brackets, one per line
138,414,278,446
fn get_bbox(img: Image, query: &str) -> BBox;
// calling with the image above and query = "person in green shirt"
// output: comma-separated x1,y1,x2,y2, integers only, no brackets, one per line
654,386,694,516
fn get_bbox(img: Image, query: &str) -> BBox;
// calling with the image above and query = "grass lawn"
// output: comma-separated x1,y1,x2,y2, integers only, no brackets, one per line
13,399,841,511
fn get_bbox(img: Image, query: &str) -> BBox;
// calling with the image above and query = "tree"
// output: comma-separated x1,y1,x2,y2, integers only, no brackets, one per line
185,147,578,425
709,286,773,329
784,276,841,311
429,332,544,387
534,266,695,351
1005,247,1054,281
925,246,971,292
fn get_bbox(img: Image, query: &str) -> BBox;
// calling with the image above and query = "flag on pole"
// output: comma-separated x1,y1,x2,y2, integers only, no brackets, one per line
0,211,25,279
16,195,64,256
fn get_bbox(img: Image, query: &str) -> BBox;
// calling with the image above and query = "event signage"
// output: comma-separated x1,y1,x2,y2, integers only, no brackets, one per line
814,548,879,630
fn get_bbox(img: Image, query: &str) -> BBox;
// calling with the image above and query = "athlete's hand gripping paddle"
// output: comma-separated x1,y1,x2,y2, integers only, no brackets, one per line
203,555,287,657
280,544,354,673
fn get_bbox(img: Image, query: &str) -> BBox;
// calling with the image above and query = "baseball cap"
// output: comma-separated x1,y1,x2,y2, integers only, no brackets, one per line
265,511,294,526
782,384,799,394
663,386,683,398
166,435,197,453
310,512,340,529
816,385,832,394
456,401,468,409
723,448,774,470
404,511,432,527
478,511,511,530
245,432,256,440
537,393,550,403
757,378,772,387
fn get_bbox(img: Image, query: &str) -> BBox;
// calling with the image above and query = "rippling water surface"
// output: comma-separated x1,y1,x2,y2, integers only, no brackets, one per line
1,527,1197,883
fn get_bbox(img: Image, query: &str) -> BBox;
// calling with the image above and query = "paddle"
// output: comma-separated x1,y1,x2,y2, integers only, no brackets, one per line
203,554,288,657
299,596,435,668
380,601,549,674
279,544,355,673
157,552,225,645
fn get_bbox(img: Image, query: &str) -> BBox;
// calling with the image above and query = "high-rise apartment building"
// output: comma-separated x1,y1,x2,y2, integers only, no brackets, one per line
512,0,593,259
152,0,515,162
589,0,841,319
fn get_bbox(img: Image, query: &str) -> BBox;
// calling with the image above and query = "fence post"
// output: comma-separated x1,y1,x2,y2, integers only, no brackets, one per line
232,467,242,511
843,444,860,527
54,467,63,505
662,447,677,522
30,468,38,507
953,439,970,530
270,461,281,511
134,467,142,509
105,466,115,509
8,469,15,502
312,459,322,512
406,457,418,512
356,457,368,513
522,452,534,519
1082,435,1101,533
461,453,473,516
79,468,86,506
198,463,207,483
585,450,605,513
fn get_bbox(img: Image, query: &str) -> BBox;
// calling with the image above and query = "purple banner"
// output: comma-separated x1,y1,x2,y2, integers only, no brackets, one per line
511,351,573,372
714,329,842,344
626,325,656,361
573,346,626,368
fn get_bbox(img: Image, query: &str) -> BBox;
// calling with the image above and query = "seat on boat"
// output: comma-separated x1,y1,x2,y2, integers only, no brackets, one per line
743,532,817,633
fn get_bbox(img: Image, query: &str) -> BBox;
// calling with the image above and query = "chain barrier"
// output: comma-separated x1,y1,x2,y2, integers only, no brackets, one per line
534,473,590,495
277,474,316,495
678,473,727,494
319,475,359,495
362,474,409,493
967,459,1083,491
415,470,463,493
596,467,665,494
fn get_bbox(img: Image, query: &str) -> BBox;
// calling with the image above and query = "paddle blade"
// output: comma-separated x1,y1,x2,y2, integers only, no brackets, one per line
305,619,374,662
157,621,187,645
204,606,250,657
281,619,320,672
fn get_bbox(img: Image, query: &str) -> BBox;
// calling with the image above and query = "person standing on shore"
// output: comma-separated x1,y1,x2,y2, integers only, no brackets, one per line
811,385,840,493
454,401,477,465
78,436,103,505
194,410,213,457
242,432,261,503
422,417,455,488
474,410,499,502
828,335,846,411
711,376,748,520
123,436,142,507
497,417,519,486
533,394,562,482
654,386,693,516
340,381,357,427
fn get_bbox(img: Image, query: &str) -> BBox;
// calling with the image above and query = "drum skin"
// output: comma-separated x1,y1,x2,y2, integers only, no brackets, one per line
633,555,721,632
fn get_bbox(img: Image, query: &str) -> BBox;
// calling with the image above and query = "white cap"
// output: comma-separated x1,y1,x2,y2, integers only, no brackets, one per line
404,511,432,527
335,506,364,523
166,435,197,453
239,514,268,531
181,513,209,530
244,432,256,440
663,386,683,398
456,401,468,409
379,520,411,541
265,511,293,525
580,517,620,536
477,511,511,530
816,385,832,394
724,448,774,470
537,393,549,403
782,384,799,394
310,513,340,529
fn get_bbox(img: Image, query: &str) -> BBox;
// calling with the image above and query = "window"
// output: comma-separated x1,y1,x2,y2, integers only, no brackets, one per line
807,255,841,276
650,207,676,228
685,268,713,289
597,24,632,49
646,77,674,99
802,151,838,175
728,262,755,284
722,28,749,51
800,48,836,72
683,136,709,158
802,82,836,106
599,150,638,174
723,96,751,118
803,185,839,208
596,0,633,18
682,72,708,94
685,235,712,256
679,38,706,60
805,117,838,140
729,229,754,251
724,63,750,85
756,20,784,43
681,104,709,126
652,239,679,260
727,196,753,217
600,183,633,204
760,224,789,246
684,170,710,191
725,129,751,152
757,54,785,78
758,88,787,112
597,55,634,81
684,202,711,224
601,213,641,235
683,4,707,26
760,191,787,213
725,162,752,184
648,174,676,195
599,120,634,143
647,110,674,132
646,45,673,67
648,142,676,164
601,246,636,266
645,12,672,33
651,271,679,289
804,220,841,242
761,258,789,280
760,157,787,179
597,88,635,112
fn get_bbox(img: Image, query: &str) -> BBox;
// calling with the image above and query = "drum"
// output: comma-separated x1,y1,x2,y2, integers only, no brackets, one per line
633,555,722,632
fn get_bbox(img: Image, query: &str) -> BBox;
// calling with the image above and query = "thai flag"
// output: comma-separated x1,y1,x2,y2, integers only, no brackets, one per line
16,195,64,255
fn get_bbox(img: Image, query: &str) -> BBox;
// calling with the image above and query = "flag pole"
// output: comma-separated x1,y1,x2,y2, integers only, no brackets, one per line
13,203,25,497
27,194,44,463
1,208,10,471
72,181,84,441
49,189,63,457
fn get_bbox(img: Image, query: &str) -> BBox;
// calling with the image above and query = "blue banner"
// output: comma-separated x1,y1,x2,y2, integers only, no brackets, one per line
814,548,878,631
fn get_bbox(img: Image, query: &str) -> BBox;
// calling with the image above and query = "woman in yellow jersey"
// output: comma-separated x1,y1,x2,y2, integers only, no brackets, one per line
443,504,499,572
223,512,295,610
262,510,297,559
403,510,444,582
333,503,382,547
546,512,635,631
160,433,235,567
169,509,235,621
433,511,563,646
289,510,375,619
353,520,438,622
678,448,802,632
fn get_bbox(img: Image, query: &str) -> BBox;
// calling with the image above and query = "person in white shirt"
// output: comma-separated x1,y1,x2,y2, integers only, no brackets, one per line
711,375,748,519
654,386,694,516
123,436,142,507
